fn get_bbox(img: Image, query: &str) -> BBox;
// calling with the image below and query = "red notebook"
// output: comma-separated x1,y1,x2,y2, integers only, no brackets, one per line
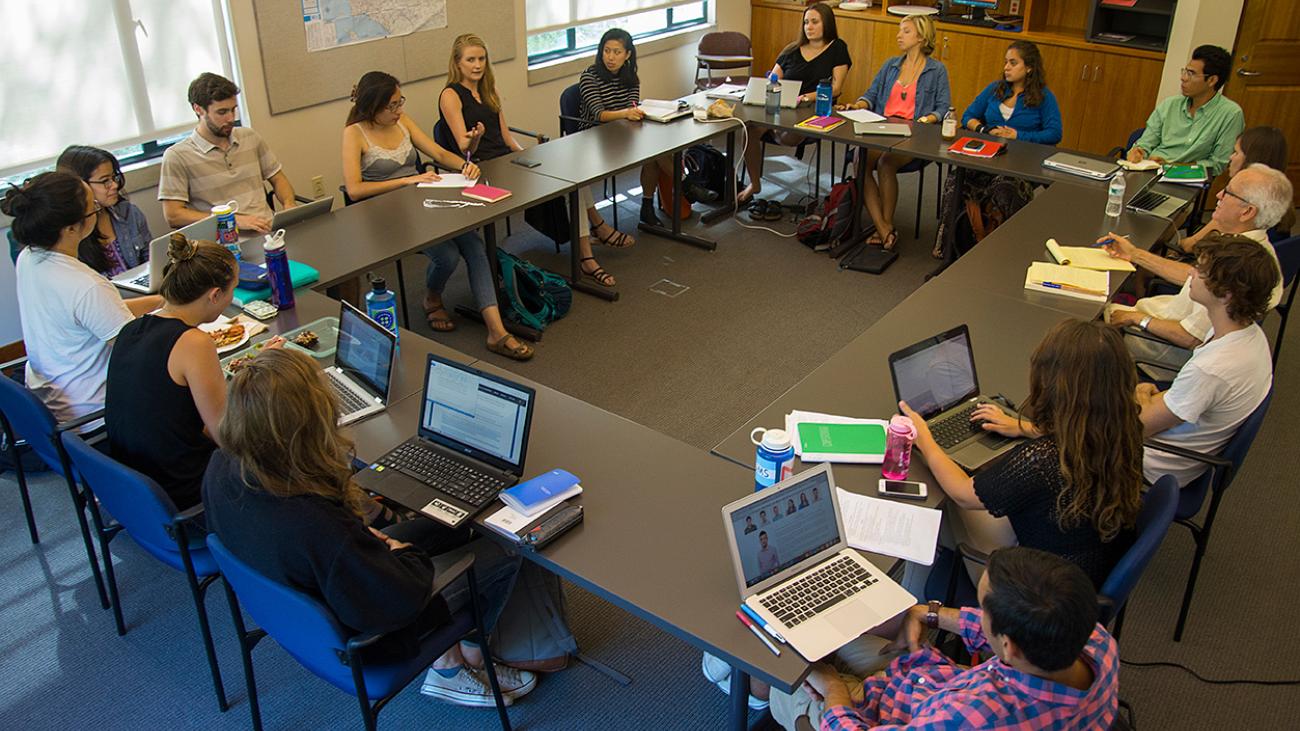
462,184,512,203
947,136,1005,159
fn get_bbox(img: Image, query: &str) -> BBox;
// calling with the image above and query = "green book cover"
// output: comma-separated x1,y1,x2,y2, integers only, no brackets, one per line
797,422,887,455
1162,164,1207,181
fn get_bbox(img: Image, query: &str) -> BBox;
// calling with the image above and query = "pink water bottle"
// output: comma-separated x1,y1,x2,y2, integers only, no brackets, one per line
881,415,917,480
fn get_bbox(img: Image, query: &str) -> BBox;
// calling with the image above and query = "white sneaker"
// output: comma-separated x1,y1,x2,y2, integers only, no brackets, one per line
486,663,538,702
421,666,512,707
701,653,770,711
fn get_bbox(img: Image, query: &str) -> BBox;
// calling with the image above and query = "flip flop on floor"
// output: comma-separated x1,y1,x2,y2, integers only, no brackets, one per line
747,199,768,220
487,334,534,361
762,200,784,221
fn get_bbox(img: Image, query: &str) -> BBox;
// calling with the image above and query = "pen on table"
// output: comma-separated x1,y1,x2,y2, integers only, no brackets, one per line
1094,234,1131,248
1038,281,1106,295
736,610,781,656
740,604,787,645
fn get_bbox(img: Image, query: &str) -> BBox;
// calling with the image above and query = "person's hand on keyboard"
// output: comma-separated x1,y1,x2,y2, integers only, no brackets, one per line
898,401,934,449
971,403,1027,439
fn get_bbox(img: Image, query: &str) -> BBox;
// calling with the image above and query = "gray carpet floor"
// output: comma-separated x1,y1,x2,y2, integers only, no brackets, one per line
2,149,1298,729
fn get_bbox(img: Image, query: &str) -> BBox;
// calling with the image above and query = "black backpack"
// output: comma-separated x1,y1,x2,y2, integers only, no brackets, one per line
682,144,727,204
796,179,858,250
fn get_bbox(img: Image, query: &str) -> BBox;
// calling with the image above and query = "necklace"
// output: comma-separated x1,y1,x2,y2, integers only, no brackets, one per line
899,57,922,101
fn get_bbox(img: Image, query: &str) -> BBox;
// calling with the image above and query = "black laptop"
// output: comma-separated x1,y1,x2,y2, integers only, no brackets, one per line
355,353,536,527
887,324,1021,472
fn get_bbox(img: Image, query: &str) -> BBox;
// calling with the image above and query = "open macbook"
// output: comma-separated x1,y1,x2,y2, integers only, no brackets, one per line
1124,174,1189,220
888,324,1022,472
723,464,916,662
743,77,803,109
111,216,218,293
328,299,397,426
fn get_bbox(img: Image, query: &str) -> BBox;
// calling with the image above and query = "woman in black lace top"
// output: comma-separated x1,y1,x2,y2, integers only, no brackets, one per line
899,319,1145,588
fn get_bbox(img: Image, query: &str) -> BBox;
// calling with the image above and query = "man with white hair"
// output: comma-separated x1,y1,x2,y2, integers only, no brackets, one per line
1101,163,1291,364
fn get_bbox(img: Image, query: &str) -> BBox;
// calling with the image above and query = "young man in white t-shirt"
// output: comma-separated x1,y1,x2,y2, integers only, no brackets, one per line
1138,235,1278,486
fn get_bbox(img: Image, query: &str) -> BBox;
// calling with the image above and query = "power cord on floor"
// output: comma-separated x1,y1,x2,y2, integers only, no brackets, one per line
1121,658,1300,686
695,115,801,238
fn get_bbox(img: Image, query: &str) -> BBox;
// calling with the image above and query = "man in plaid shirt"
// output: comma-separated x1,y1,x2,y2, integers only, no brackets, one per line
791,547,1117,730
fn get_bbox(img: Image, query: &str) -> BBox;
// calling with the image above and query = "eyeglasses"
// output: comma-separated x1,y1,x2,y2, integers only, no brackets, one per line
1179,68,1205,79
87,172,125,189
1220,186,1256,208
385,96,406,113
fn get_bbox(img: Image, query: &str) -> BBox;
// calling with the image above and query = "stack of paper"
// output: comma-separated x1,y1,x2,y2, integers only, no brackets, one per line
836,108,886,124
417,174,478,188
836,488,943,565
1045,238,1135,272
785,410,889,464
1025,261,1110,302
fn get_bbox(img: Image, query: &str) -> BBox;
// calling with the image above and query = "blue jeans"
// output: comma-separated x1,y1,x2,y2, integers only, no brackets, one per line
422,231,498,312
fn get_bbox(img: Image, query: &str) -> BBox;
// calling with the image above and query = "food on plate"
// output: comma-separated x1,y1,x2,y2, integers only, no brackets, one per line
292,330,319,349
226,353,257,373
208,323,247,348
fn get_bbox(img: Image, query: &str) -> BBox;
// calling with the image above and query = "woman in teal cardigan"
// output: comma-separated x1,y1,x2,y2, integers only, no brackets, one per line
838,14,950,251
961,40,1062,145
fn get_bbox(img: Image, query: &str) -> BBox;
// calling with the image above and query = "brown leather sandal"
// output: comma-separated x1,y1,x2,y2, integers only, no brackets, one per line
487,334,534,361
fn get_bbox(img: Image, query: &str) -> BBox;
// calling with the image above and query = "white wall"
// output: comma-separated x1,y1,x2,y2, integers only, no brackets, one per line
1158,0,1245,101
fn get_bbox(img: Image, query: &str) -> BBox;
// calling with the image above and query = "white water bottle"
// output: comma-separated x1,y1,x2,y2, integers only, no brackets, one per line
941,106,957,140
1106,173,1126,219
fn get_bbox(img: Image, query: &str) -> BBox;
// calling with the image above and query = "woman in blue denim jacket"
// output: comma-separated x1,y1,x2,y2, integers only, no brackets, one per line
56,146,153,276
960,40,1062,145
838,14,950,251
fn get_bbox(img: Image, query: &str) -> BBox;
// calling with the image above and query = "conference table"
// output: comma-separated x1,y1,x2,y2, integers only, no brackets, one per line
211,104,1197,731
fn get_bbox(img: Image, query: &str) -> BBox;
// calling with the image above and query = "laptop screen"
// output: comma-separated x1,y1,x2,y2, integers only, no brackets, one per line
418,354,534,472
335,300,396,399
729,470,841,589
889,326,979,418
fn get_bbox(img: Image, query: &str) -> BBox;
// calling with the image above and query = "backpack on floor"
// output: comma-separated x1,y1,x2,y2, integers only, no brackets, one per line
682,144,727,204
796,179,858,250
495,249,572,332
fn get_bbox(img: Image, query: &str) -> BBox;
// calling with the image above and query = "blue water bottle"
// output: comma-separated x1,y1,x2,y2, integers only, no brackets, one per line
751,427,795,492
815,78,832,117
262,229,294,310
365,277,399,343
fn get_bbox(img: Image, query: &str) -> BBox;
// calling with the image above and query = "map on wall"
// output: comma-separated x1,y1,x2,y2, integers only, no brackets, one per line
301,0,448,52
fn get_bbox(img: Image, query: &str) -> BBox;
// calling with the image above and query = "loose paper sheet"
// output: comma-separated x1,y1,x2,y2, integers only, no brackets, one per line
837,488,942,566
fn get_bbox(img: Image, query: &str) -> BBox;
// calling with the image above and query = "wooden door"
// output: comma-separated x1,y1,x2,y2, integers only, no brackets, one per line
750,5,802,78
1226,0,1300,202
938,29,1006,115
1078,54,1163,156
1035,43,1094,149
837,14,874,103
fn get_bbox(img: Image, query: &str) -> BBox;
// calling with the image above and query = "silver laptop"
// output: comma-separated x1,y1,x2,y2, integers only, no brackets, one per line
111,215,218,293
328,300,397,426
1124,174,1188,220
888,324,1022,472
743,76,803,109
1042,152,1119,181
723,464,916,662
854,122,912,137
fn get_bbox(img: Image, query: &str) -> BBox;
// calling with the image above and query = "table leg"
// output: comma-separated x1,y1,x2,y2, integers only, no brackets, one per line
641,149,717,250
700,129,738,226
729,665,751,731
455,221,543,341
549,189,619,302
829,147,873,259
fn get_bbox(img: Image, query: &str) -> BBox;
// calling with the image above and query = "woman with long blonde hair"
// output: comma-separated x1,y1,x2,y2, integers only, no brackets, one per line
202,348,539,705
439,33,634,289
900,319,1144,588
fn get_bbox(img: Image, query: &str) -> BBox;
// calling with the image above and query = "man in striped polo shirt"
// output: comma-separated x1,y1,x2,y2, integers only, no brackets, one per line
159,72,297,234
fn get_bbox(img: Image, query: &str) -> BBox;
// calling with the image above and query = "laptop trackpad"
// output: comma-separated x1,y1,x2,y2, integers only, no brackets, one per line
826,604,871,637
978,432,1012,448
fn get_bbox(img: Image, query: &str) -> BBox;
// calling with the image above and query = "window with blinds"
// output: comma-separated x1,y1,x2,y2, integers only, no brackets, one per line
527,1,709,65
1,0,238,182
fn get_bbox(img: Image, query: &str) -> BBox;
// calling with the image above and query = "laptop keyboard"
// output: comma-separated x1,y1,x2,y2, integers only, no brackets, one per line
931,403,982,450
380,440,508,508
758,555,878,628
327,371,369,416
1129,190,1170,212
128,272,149,287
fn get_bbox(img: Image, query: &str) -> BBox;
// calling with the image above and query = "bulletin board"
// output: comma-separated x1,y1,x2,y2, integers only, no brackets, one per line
251,0,517,115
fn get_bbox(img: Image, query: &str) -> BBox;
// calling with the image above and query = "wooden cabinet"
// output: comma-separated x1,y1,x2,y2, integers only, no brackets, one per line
1037,44,1162,151
936,29,1009,116
749,4,802,78
838,14,875,101
1036,43,1098,148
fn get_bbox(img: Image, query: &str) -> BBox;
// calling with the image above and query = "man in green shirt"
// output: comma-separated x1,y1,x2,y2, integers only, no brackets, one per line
1127,45,1244,176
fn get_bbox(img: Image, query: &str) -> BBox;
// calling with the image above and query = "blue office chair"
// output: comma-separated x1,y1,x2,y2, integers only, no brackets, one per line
60,432,228,711
1097,474,1178,640
943,475,1179,641
0,367,110,608
1146,387,1273,641
559,83,619,230
6,228,20,265
1269,235,1300,367
207,535,512,731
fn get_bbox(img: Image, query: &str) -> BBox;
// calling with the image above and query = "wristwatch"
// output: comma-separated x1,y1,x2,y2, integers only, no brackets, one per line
925,600,942,630
1138,315,1153,331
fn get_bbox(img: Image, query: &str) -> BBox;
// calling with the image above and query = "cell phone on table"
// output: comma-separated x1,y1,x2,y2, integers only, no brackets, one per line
511,158,541,168
878,479,928,500
962,139,985,152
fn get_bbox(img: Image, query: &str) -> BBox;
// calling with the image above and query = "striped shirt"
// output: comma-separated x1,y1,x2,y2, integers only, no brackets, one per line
822,608,1118,730
577,66,639,130
158,127,281,220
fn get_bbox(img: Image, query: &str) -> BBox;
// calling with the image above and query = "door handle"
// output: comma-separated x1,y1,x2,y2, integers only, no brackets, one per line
1093,65,1101,82
1081,64,1088,81
1237,69,1262,77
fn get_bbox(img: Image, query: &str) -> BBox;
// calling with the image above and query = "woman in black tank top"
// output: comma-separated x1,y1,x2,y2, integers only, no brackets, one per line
438,33,636,289
105,234,276,509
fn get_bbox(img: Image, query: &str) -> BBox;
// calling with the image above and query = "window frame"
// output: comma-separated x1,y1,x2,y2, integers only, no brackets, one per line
527,1,710,67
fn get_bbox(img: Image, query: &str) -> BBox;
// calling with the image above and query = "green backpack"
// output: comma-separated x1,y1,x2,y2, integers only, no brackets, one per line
495,249,573,331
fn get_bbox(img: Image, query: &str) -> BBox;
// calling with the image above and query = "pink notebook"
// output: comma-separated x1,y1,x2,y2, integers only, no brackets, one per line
462,184,512,203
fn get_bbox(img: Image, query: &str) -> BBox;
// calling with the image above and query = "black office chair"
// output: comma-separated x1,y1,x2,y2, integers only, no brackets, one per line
559,83,619,230
1269,234,1300,367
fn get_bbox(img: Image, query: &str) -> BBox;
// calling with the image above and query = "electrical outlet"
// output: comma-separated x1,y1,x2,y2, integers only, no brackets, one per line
311,175,325,198
1009,0,1021,15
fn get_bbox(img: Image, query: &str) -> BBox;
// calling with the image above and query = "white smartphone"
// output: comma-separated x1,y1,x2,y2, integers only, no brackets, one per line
878,479,928,500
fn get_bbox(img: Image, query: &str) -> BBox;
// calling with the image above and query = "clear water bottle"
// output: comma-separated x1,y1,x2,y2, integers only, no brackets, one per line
750,427,795,492
881,415,917,480
365,277,399,344
764,72,781,115
941,106,958,140
1106,173,1127,219
815,78,832,117
262,229,294,309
